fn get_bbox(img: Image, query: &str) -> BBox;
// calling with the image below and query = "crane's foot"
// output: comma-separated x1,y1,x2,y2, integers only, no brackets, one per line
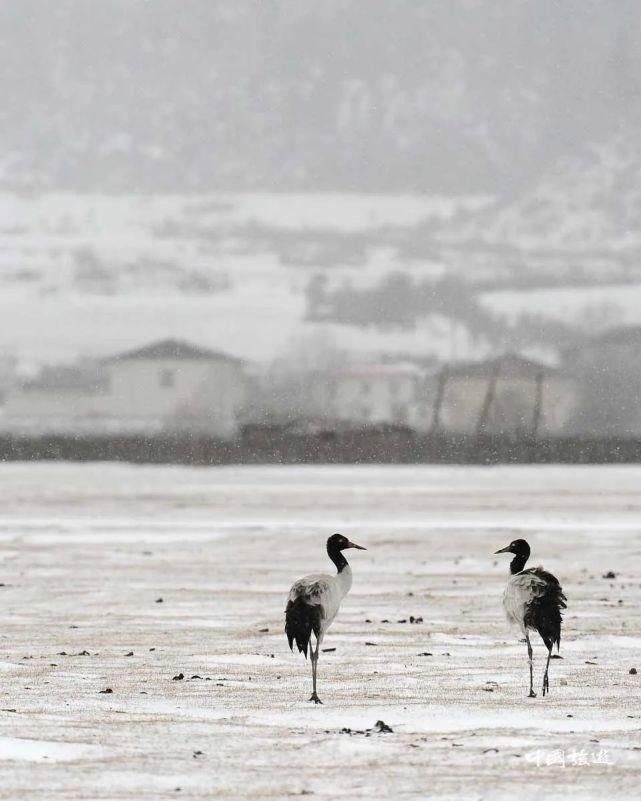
308,692,323,705
528,690,537,698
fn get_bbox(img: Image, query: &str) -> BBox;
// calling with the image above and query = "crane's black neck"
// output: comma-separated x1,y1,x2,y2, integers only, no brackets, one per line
510,553,529,574
327,542,349,573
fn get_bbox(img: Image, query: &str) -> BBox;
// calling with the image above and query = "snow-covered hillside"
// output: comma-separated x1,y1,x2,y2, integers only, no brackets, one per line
467,132,641,252
0,192,492,371
3,127,641,376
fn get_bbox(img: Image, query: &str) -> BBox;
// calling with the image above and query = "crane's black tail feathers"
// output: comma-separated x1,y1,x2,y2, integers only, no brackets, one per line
525,569,567,652
285,597,322,659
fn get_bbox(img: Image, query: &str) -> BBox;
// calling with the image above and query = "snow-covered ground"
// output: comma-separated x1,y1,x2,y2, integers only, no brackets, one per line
0,463,639,799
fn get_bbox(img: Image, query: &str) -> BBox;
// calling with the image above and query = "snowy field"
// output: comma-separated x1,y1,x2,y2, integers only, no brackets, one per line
0,463,639,800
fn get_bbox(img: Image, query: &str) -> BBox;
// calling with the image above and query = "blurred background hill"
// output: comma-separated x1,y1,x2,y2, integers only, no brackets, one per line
3,0,641,195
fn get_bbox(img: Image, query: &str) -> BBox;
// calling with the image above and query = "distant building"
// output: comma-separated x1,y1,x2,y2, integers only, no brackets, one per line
3,339,245,436
434,354,577,436
563,327,641,435
0,353,18,404
307,363,431,430
565,326,641,368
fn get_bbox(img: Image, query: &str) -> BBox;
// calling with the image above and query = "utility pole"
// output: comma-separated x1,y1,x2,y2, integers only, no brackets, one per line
532,370,544,439
429,369,448,436
476,362,501,436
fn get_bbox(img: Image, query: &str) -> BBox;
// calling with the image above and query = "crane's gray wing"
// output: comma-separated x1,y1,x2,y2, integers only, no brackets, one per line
288,575,333,613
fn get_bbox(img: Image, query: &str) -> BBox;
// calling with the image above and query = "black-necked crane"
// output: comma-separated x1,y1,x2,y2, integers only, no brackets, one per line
495,538,567,697
285,533,366,704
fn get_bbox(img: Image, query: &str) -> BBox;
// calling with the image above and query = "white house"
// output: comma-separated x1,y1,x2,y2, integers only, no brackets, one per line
3,339,246,437
307,363,430,429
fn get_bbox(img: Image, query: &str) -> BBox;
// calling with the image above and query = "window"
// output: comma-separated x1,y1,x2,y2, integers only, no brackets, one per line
160,368,175,388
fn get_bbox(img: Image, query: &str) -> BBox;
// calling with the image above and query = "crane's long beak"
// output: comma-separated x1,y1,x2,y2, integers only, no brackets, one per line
494,545,511,554
347,540,367,550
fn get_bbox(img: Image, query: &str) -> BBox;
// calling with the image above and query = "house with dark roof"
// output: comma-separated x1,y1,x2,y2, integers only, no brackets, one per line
564,325,641,369
104,340,243,364
562,326,641,435
3,339,245,436
433,353,578,435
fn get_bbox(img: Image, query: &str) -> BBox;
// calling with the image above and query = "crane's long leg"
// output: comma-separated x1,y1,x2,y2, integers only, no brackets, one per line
525,633,536,698
309,638,322,704
542,646,552,696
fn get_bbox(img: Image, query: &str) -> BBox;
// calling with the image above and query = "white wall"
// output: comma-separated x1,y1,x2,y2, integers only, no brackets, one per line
310,373,429,429
3,357,246,436
104,358,245,435
3,388,108,418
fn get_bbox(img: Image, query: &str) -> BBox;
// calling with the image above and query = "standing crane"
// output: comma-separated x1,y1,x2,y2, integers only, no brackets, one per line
285,533,366,704
495,538,567,697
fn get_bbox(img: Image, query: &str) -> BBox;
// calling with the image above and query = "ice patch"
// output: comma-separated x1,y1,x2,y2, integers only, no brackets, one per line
0,737,104,762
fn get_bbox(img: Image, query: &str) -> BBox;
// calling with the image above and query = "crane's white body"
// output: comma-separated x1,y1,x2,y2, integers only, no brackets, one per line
502,568,546,635
287,564,353,644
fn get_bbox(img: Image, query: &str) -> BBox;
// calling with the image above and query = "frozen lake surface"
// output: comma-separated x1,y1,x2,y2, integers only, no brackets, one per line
0,463,639,799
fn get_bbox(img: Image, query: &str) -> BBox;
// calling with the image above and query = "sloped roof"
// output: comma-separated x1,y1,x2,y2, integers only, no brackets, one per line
445,353,558,379
106,339,242,364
